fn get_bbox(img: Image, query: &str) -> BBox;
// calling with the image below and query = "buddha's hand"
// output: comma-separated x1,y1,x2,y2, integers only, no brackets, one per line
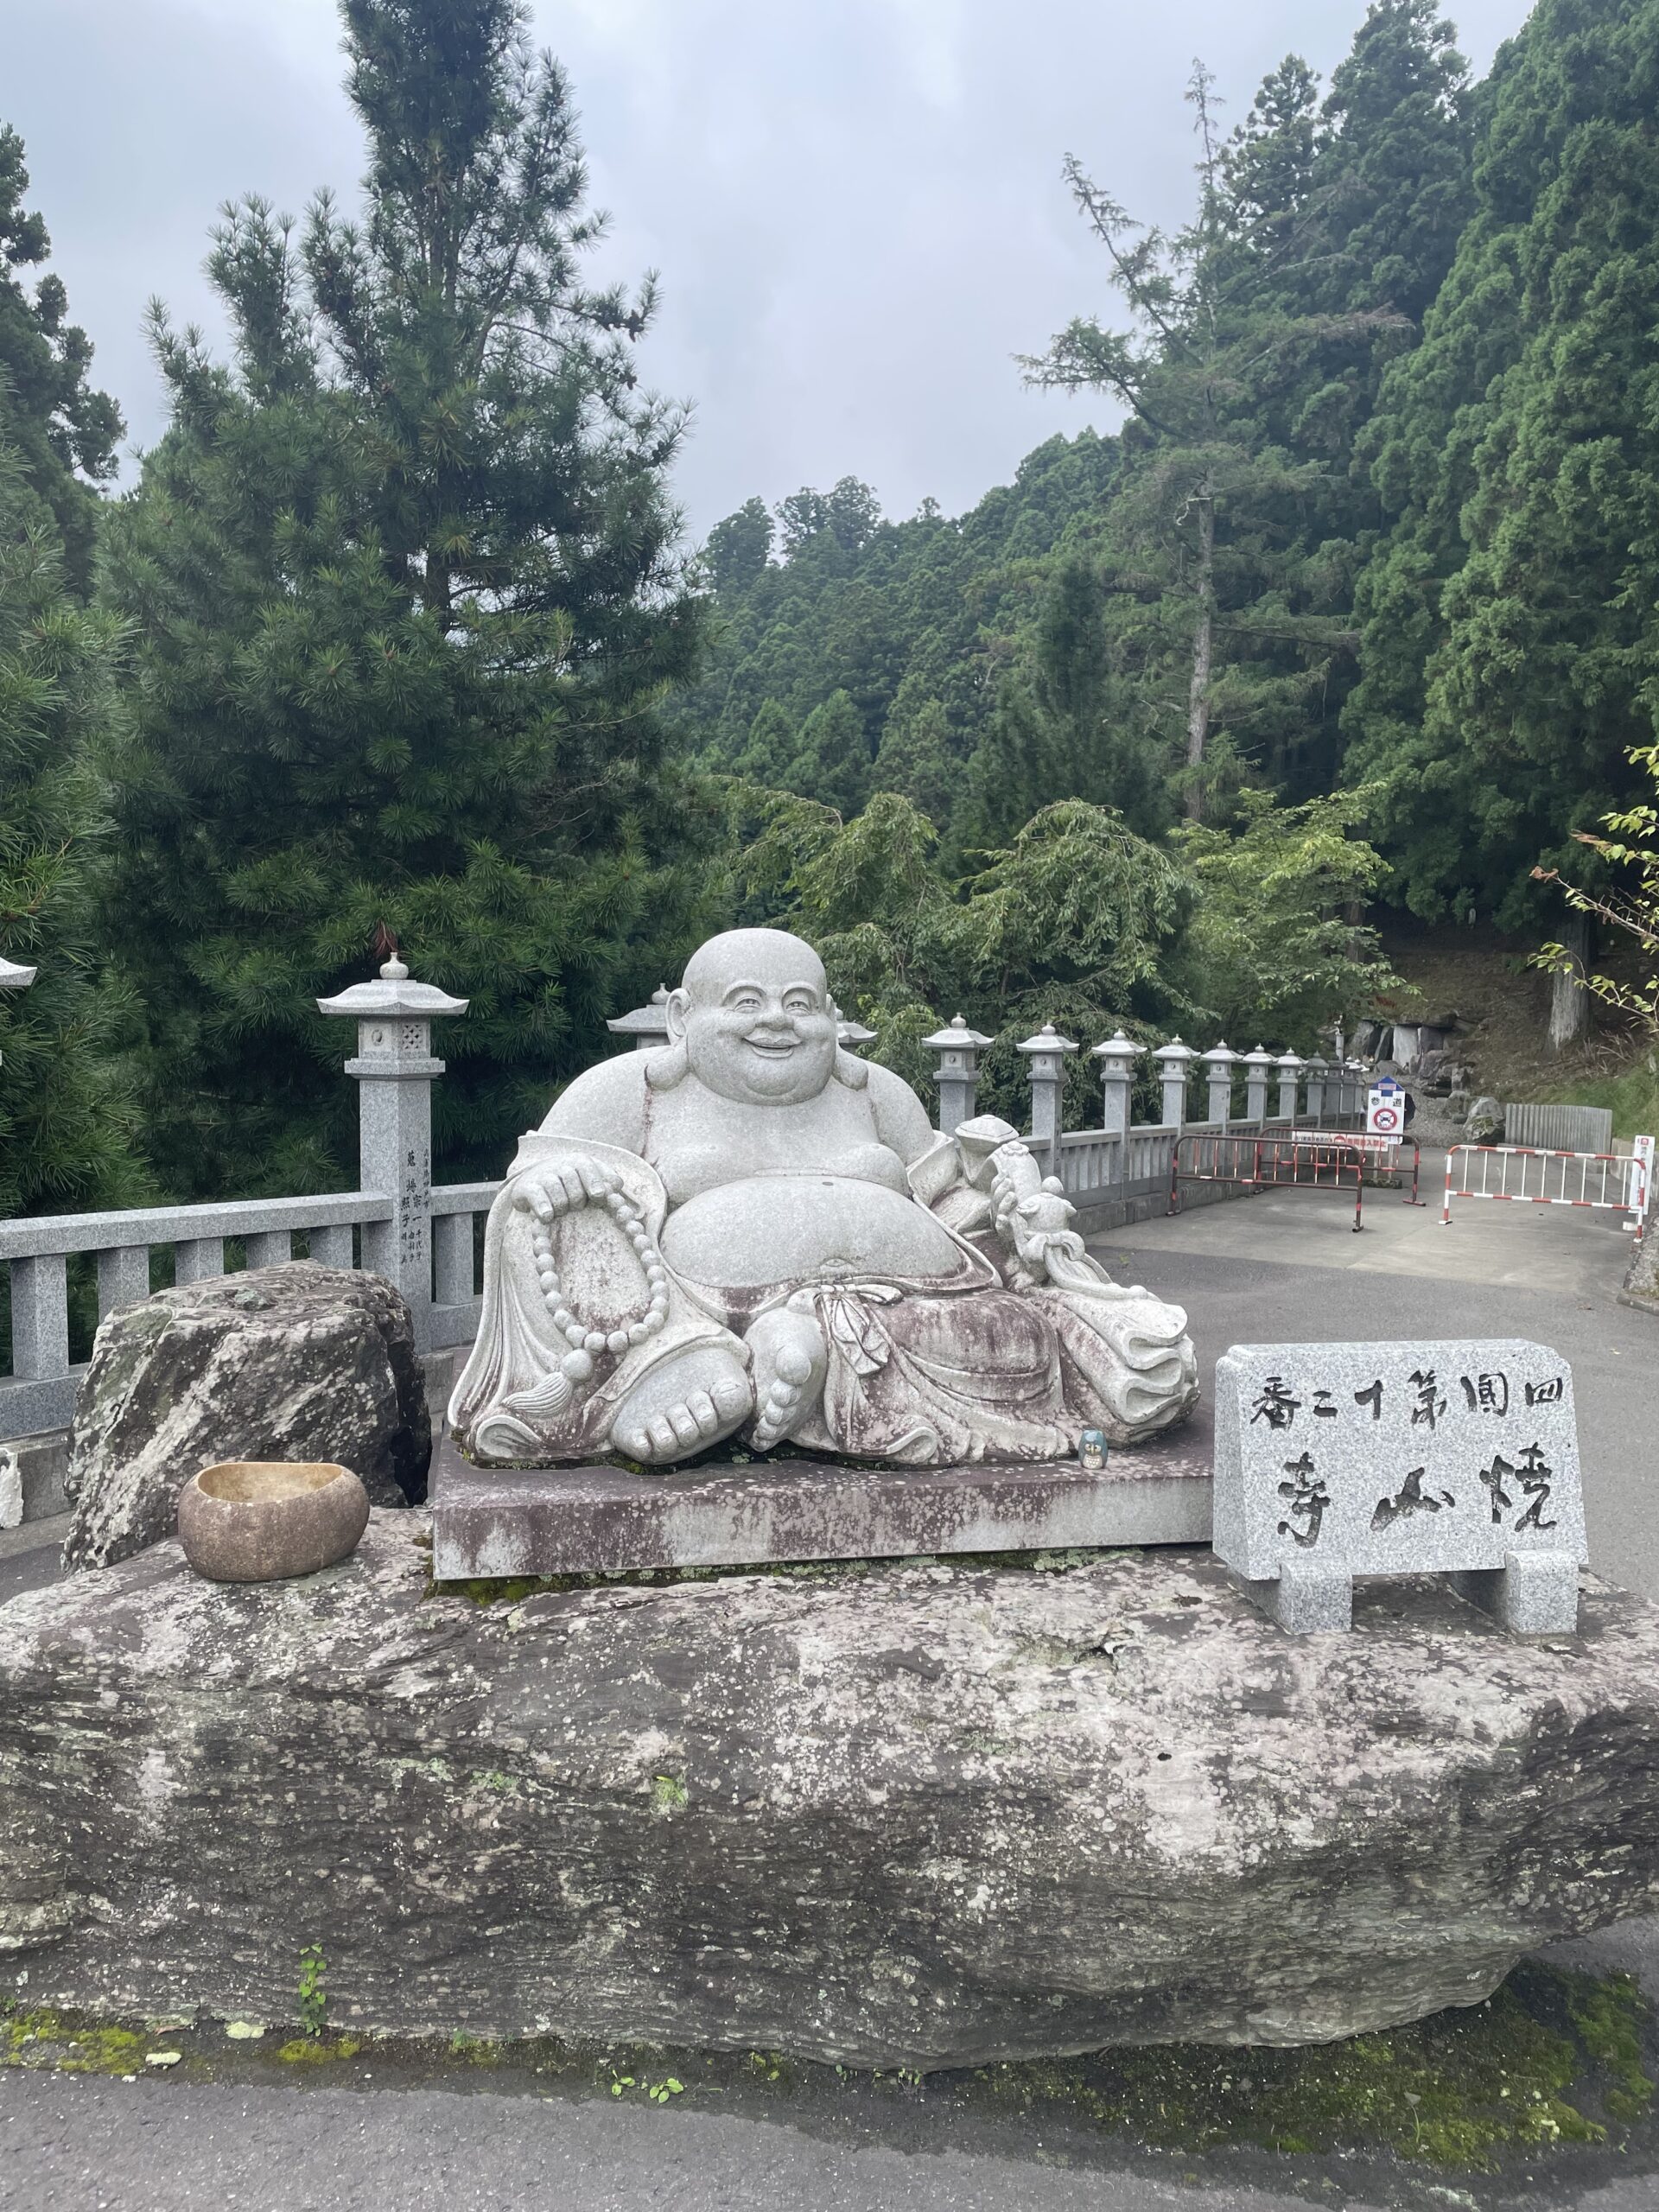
511,1148,626,1222
990,1141,1085,1276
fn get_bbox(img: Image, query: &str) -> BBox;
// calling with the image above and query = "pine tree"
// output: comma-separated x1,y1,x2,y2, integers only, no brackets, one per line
0,426,143,1213
728,698,797,785
1310,0,1474,327
786,689,869,817
962,556,1166,846
0,124,124,594
1024,64,1413,821
703,495,772,596
871,696,957,828
1345,0,1659,932
99,0,715,1198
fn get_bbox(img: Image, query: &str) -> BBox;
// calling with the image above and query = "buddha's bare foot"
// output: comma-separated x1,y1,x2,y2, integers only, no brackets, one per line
746,1307,828,1451
610,1342,753,1465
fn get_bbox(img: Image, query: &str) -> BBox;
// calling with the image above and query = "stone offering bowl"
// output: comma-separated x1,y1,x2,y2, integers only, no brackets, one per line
177,1461,370,1583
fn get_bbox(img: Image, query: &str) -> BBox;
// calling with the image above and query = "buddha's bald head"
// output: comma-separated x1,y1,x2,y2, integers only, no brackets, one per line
681,929,827,1007
658,929,849,1105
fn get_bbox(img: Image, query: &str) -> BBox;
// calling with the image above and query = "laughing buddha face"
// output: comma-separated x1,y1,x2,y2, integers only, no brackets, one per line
668,929,840,1108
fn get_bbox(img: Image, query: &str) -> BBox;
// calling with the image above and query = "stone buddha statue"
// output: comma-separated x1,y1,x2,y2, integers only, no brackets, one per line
451,928,1198,1466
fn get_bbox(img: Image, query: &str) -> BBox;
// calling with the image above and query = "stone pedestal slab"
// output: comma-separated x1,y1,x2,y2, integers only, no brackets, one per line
430,1427,1211,1580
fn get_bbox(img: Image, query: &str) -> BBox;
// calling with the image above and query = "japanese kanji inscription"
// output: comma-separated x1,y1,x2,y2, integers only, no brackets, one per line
1213,1338,1587,1592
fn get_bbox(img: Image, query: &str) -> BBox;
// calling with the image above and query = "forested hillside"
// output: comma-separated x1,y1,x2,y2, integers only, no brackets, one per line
681,0,1657,939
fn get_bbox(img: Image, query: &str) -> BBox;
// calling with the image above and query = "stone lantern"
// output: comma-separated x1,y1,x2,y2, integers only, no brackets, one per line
606,985,671,1053
1243,1046,1276,1123
1017,1023,1078,1177
318,956,469,1349
922,1014,993,1138
0,955,36,1068
1198,1042,1242,1127
1274,1051,1306,1122
1090,1030,1143,1142
1304,1053,1331,1121
831,1001,878,1052
1150,1039,1197,1130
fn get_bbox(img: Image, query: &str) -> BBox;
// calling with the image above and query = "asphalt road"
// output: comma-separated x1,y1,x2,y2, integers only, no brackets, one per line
3,1157,1657,2210
1105,1162,1658,1597
11,2059,1659,2212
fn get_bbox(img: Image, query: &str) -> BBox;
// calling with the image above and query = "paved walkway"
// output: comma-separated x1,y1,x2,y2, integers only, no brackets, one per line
1098,1146,1658,1598
4,1156,1657,2209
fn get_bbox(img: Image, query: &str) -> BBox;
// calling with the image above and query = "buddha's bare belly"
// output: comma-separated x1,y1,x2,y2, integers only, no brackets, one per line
661,1174,979,1299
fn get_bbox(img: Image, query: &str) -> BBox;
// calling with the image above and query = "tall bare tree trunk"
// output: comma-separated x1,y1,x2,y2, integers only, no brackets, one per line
1185,473,1215,823
1548,911,1592,1054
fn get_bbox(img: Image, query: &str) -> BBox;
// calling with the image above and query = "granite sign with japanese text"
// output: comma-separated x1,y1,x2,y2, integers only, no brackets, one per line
1212,1339,1586,1584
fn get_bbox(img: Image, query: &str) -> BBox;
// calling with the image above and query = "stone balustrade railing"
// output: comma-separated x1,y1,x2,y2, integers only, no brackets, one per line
0,966,1367,1470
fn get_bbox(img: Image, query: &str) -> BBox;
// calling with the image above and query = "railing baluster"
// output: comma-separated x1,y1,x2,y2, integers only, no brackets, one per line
244,1230,293,1269
175,1238,226,1283
10,1254,68,1380
308,1224,354,1268
96,1246,149,1321
434,1211,475,1307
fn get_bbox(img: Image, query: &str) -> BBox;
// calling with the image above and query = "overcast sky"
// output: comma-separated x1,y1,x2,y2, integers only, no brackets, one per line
10,0,1535,540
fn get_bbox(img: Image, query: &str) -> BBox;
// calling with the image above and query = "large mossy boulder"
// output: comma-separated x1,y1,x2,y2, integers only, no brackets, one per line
4,1520,1659,2066
63,1264,429,1571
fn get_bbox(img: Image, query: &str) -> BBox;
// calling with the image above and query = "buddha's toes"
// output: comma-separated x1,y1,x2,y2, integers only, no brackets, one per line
609,1340,753,1465
747,1307,828,1452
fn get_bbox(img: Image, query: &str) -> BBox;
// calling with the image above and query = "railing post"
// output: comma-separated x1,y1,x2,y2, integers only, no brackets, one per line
1091,1031,1142,1184
923,1014,993,1138
1243,1046,1274,1124
1151,1039,1196,1131
1275,1052,1305,1122
1305,1054,1330,1122
318,955,469,1353
1017,1023,1078,1178
1198,1042,1241,1126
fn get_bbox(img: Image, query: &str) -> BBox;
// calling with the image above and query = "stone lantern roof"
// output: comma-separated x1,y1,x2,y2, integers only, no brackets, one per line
922,1014,993,1052
316,957,469,1020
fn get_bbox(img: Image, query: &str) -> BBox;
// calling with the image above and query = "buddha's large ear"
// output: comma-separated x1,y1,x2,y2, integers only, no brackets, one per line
831,1046,869,1090
645,988,693,1090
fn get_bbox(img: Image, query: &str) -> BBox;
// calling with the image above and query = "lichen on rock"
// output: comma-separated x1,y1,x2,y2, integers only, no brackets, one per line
7,1517,1659,2068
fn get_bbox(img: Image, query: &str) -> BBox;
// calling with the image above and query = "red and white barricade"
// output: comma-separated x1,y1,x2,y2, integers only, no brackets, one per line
1171,1129,1422,1234
1441,1141,1652,1236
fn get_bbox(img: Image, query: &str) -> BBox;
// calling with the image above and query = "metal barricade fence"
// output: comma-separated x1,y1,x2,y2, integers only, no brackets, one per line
1169,1129,1419,1235
1441,1144,1650,1233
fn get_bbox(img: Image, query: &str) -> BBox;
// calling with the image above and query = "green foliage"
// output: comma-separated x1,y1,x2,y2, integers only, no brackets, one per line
960,556,1166,847
0,124,124,594
1174,787,1400,1046
296,1945,327,2038
986,1966,1649,2169
680,2,1478,876
674,433,1124,817
0,429,143,1216
99,0,719,1196
871,696,958,828
737,786,1194,1125
1535,740,1659,1035
649,1773,689,1815
789,688,869,817
1345,0,1659,930
1023,20,1469,826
